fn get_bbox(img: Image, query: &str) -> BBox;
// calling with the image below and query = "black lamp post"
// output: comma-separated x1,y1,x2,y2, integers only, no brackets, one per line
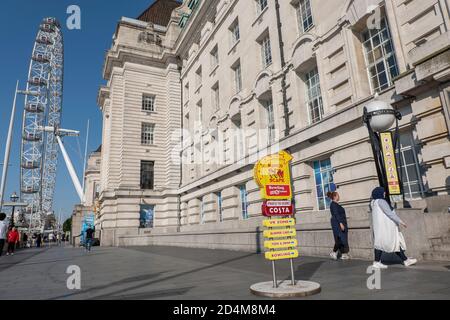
9,192,19,227
363,94,403,206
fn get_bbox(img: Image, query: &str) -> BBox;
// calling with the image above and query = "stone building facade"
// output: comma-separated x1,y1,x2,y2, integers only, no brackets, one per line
96,0,450,259
71,147,101,244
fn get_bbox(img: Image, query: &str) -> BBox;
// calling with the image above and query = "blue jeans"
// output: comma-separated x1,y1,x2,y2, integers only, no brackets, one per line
85,239,93,251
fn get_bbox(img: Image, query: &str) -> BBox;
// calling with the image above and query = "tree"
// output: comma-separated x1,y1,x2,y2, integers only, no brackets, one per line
63,217,72,233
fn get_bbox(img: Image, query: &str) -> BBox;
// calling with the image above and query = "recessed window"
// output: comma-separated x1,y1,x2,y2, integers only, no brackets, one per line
257,0,268,13
217,192,224,222
184,82,190,102
212,83,220,110
313,159,336,211
210,45,219,70
197,100,203,124
140,161,154,190
305,67,324,124
296,0,314,33
230,20,240,45
142,94,155,112
200,197,206,224
396,131,425,200
362,16,399,93
233,63,242,93
239,185,249,220
263,98,275,145
195,66,202,89
141,123,155,145
260,36,272,68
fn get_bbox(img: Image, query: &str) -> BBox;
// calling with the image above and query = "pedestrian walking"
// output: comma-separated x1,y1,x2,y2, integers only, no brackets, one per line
84,226,95,252
6,226,20,256
327,191,350,260
22,233,28,249
36,234,42,248
0,213,8,257
370,187,417,269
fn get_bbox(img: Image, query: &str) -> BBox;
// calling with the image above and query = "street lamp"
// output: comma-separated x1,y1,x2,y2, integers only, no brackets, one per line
9,192,19,227
363,93,403,205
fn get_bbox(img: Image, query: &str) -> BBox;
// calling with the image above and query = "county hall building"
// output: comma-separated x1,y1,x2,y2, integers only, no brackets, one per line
90,0,450,260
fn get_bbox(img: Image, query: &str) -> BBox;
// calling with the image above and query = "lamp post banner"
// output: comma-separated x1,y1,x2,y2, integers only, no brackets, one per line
380,132,402,195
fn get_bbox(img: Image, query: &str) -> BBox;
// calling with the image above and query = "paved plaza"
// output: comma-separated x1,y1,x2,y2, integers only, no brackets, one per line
0,245,449,300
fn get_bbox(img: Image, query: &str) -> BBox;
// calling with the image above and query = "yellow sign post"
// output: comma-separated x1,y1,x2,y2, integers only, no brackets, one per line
253,150,299,288
250,151,321,298
380,132,402,195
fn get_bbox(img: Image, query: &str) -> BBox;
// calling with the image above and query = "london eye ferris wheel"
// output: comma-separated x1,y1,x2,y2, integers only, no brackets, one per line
20,17,64,230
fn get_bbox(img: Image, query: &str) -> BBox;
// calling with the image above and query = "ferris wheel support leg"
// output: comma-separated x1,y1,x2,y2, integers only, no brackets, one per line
56,136,84,203
0,81,19,212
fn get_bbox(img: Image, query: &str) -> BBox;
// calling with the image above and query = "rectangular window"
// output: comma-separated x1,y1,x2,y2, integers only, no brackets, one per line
231,21,240,45
257,0,268,13
297,0,314,33
313,159,336,211
211,45,219,70
264,99,275,144
200,197,206,224
261,36,272,68
141,123,155,145
184,113,190,131
184,82,190,102
140,161,154,190
142,94,155,112
196,66,202,89
233,63,242,93
139,205,154,229
362,16,399,93
212,84,220,110
396,131,425,200
217,192,224,222
305,67,324,124
240,185,249,220
198,101,203,125
93,182,100,200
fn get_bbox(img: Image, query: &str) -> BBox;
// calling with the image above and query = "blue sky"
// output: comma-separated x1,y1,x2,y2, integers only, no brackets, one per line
0,0,156,221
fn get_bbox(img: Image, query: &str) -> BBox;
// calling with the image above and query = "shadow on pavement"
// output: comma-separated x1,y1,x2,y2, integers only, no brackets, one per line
0,248,49,272
50,271,167,300
96,286,195,300
50,252,256,300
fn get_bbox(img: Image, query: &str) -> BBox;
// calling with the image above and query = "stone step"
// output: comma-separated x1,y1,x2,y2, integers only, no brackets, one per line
432,244,450,252
423,251,450,262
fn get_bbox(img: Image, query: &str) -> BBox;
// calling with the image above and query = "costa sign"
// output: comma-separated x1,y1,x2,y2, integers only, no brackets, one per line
262,201,294,217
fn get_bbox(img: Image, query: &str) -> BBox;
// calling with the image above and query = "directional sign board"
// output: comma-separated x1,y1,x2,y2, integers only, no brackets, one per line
264,239,298,250
265,250,299,261
263,229,297,239
263,218,295,228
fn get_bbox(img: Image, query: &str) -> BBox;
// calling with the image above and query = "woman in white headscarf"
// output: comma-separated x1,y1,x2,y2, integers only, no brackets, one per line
371,187,417,269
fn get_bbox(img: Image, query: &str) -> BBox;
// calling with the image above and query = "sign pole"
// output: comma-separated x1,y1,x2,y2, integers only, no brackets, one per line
272,261,278,288
270,216,278,288
290,259,295,286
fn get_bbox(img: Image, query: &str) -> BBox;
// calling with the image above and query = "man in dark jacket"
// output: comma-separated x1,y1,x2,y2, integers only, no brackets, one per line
85,226,95,252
